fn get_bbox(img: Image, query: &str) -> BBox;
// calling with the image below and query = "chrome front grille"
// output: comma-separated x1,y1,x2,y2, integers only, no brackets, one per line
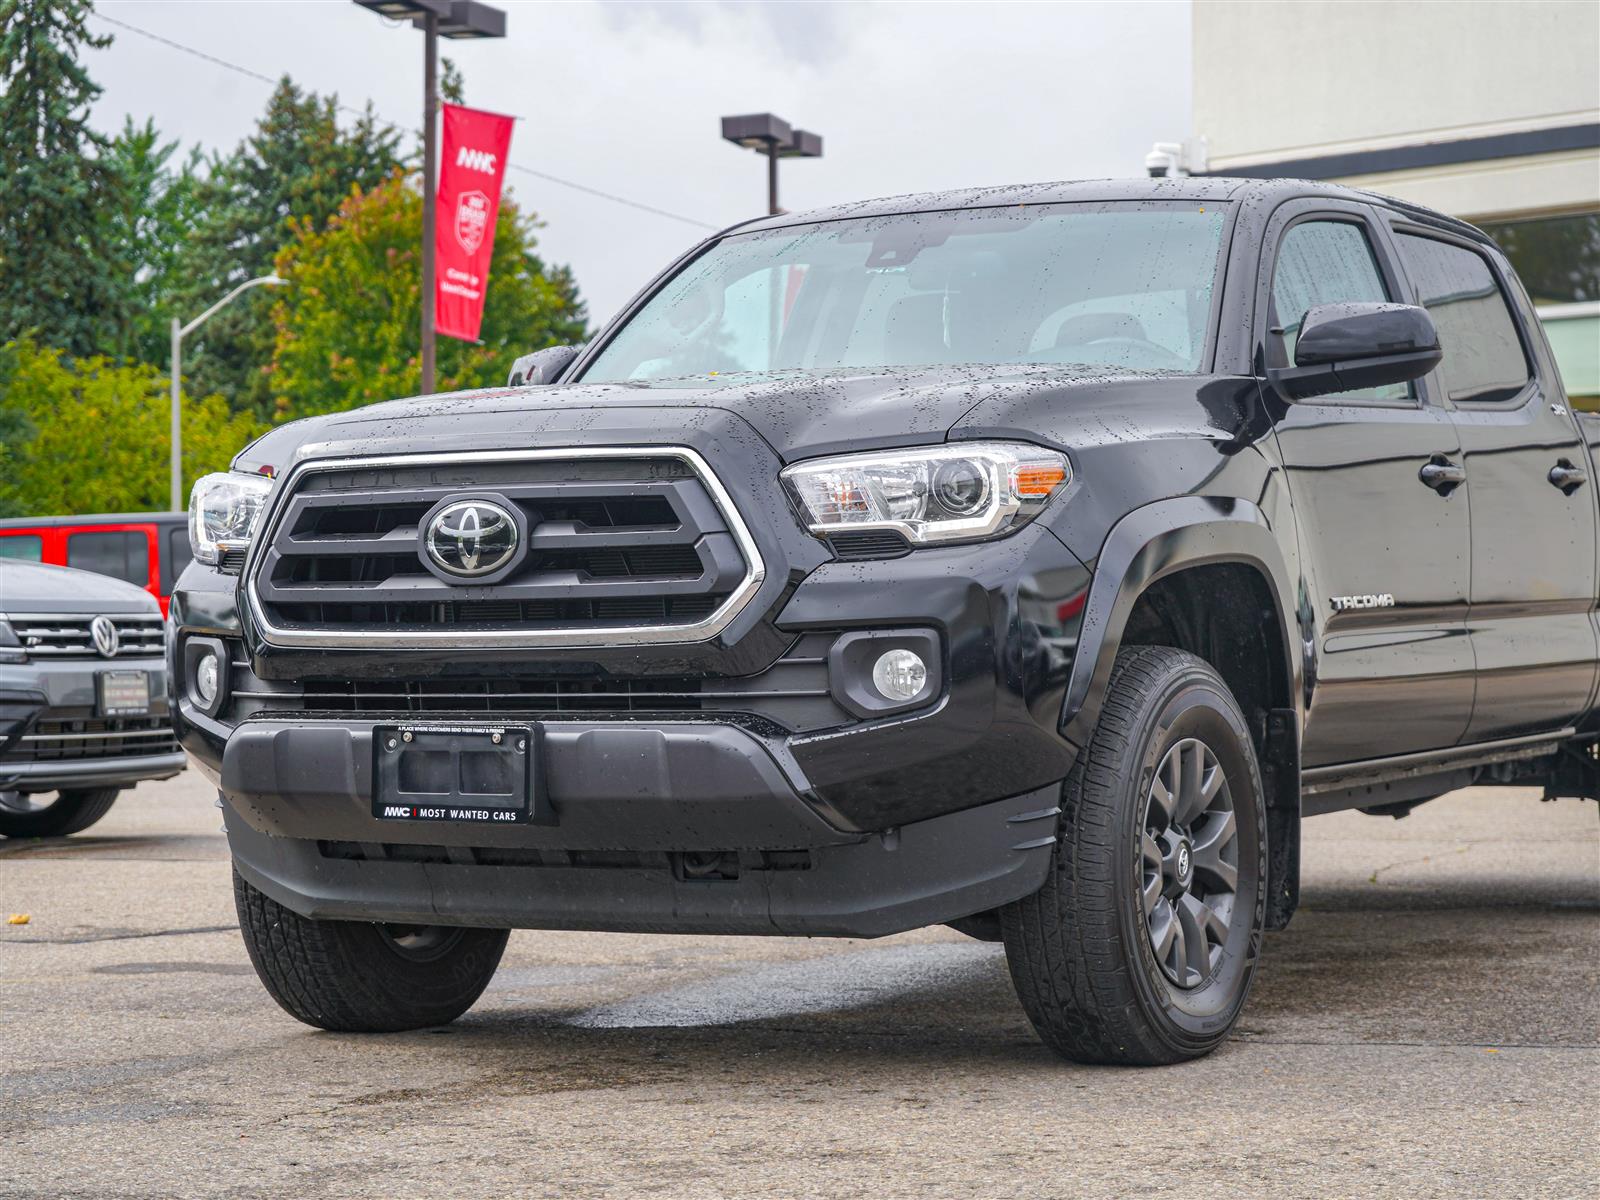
246,448,765,649
6,614,164,659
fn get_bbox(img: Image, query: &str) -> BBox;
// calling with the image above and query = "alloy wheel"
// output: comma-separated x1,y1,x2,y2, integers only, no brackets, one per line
1139,737,1239,988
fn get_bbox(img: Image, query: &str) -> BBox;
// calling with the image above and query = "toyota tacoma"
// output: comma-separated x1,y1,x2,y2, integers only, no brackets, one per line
170,177,1600,1063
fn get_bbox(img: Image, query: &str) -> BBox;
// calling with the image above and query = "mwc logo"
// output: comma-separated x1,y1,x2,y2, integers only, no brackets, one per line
456,146,499,174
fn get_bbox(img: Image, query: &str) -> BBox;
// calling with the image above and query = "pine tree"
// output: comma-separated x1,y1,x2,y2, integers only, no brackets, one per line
0,0,127,357
174,77,404,416
101,116,203,365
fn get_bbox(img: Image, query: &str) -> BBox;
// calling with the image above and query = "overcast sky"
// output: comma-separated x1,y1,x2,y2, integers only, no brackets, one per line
87,0,1191,326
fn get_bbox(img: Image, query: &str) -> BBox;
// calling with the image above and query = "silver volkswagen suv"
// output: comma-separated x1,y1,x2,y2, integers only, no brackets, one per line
0,561,184,837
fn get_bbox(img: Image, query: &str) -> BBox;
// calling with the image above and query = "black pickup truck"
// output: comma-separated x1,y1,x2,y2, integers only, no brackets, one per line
171,177,1599,1064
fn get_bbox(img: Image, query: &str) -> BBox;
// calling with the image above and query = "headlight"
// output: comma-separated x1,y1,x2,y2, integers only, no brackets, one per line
0,616,26,664
781,441,1070,546
189,471,274,566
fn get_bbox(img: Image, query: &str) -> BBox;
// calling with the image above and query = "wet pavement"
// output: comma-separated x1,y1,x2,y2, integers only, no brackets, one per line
2,772,1596,1199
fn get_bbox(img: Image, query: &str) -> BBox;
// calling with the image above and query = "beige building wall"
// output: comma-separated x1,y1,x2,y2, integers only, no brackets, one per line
1191,0,1599,401
1193,0,1599,219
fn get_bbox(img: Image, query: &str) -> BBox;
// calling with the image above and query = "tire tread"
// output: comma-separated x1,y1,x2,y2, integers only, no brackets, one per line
232,869,508,1033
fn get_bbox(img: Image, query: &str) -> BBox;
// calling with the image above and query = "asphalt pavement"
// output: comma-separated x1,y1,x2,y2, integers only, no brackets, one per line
2,772,1596,1199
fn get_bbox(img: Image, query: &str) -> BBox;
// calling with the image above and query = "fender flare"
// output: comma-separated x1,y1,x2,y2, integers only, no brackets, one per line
1059,495,1302,752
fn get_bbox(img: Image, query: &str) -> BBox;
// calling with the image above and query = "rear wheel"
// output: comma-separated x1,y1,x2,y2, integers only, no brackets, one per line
233,868,509,1032
999,646,1267,1064
0,787,120,838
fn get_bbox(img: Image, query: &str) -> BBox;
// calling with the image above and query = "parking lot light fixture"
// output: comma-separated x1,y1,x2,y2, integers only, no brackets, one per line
720,113,823,216
354,0,507,396
169,275,289,512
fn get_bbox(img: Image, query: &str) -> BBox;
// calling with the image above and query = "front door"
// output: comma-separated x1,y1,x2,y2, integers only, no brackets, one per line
1387,224,1600,742
1260,204,1475,768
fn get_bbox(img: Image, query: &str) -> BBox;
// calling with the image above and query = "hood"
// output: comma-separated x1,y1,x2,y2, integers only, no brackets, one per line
235,364,1198,475
0,561,159,614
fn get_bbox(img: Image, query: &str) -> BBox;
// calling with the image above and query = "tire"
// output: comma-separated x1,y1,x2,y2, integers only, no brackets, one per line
999,645,1268,1065
233,868,509,1033
0,787,120,838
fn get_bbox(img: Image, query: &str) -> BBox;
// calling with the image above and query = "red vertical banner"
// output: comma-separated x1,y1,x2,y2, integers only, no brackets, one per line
435,103,515,342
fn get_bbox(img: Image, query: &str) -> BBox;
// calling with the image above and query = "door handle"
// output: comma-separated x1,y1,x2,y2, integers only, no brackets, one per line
1549,460,1588,494
1418,458,1466,494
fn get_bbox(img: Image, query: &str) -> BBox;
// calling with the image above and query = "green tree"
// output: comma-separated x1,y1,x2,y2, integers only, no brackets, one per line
101,116,204,365
0,0,126,358
0,335,264,516
175,78,404,417
268,171,586,420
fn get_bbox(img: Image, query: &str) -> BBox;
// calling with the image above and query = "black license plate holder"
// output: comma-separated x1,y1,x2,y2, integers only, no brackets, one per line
373,723,540,825
97,670,150,717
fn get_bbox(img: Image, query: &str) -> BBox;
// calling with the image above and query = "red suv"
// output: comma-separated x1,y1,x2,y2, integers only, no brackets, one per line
0,513,190,617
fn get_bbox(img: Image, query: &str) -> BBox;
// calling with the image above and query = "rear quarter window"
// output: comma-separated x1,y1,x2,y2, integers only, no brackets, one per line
1395,233,1531,404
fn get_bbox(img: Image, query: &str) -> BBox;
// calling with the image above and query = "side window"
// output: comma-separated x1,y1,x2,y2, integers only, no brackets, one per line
1395,233,1531,404
1271,220,1409,400
66,530,150,587
0,534,43,561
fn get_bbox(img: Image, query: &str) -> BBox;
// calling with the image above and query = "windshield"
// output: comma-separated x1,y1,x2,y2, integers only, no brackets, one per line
580,202,1228,384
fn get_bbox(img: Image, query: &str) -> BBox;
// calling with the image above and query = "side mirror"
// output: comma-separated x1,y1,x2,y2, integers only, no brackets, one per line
507,344,582,387
1268,302,1441,401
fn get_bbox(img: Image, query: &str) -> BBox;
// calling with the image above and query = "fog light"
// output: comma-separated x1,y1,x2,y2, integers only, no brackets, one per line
871,649,927,702
195,651,219,705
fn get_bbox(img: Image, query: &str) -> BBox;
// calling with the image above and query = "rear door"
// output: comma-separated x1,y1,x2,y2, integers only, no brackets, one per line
1386,223,1599,741
1260,200,1475,767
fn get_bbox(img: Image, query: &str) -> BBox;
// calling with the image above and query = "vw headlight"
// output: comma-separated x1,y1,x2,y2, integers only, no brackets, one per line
0,616,26,664
189,471,273,566
781,441,1069,546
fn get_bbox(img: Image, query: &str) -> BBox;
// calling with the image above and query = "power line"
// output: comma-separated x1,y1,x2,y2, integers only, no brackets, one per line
90,10,721,232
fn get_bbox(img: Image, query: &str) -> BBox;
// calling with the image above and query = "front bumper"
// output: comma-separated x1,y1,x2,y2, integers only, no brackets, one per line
173,435,1091,935
0,750,187,790
0,659,183,792
226,779,1061,938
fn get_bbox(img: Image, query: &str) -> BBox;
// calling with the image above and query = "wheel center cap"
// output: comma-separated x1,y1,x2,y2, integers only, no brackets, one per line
1175,841,1193,888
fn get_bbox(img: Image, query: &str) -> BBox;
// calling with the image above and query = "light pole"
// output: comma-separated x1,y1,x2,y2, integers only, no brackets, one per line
354,0,506,395
720,113,823,216
169,275,288,511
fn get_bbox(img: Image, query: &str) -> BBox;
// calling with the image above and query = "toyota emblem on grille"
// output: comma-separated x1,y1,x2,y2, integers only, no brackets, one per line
422,498,522,581
90,615,119,658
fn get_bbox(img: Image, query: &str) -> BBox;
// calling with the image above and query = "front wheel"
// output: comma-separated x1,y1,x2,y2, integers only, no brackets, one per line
0,787,120,838
233,869,509,1032
1000,646,1268,1064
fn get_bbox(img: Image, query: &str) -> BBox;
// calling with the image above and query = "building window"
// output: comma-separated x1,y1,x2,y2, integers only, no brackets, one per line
1476,212,1600,305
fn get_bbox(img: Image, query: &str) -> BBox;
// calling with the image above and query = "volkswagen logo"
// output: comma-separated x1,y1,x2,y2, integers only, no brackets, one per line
90,615,119,658
422,498,522,581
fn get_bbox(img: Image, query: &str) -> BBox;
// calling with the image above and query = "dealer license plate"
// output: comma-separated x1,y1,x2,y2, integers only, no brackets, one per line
373,723,536,824
97,670,150,717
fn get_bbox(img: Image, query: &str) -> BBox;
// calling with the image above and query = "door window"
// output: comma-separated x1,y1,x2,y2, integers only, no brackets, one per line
1395,234,1531,405
66,530,150,586
1270,220,1408,400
